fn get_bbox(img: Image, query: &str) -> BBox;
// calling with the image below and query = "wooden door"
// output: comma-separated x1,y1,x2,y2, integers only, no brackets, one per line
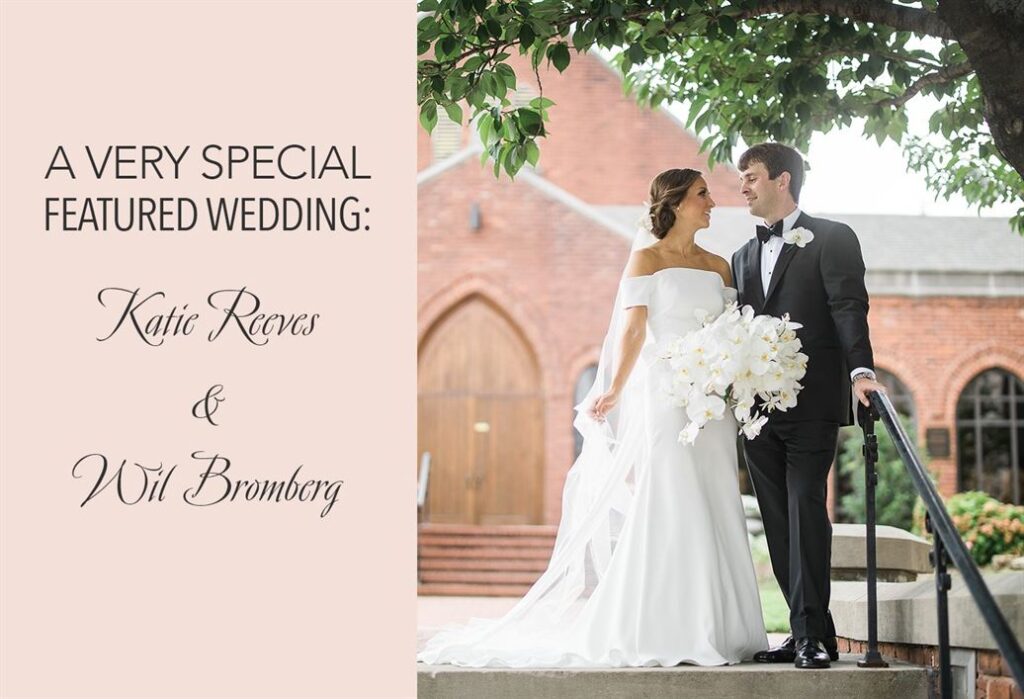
419,296,543,524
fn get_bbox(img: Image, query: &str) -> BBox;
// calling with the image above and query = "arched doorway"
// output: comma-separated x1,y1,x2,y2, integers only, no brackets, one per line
419,295,544,524
956,368,1024,504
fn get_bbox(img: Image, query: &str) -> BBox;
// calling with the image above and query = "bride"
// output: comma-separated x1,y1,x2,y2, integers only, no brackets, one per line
417,168,768,668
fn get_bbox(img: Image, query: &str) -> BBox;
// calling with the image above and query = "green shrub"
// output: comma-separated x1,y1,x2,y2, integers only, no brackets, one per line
916,491,1024,566
838,417,922,531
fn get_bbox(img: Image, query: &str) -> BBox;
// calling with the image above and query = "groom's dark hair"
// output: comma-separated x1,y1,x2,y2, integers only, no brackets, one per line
738,143,806,202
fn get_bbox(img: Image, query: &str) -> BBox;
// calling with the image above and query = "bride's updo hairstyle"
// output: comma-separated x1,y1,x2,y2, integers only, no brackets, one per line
647,168,702,239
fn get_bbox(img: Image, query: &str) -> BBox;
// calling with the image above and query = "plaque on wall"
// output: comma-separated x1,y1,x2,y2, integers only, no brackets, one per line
926,428,951,458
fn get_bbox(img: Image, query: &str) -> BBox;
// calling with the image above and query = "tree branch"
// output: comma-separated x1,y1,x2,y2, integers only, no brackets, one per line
879,60,974,108
736,0,956,41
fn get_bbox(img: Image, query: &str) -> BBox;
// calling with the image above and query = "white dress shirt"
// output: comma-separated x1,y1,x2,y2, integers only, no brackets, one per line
759,207,802,294
759,207,872,383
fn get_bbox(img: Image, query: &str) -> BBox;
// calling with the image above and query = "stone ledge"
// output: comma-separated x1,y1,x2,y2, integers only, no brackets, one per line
832,571,1024,650
830,523,933,581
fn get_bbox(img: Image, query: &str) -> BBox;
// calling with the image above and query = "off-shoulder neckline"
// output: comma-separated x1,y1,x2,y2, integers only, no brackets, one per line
626,266,727,287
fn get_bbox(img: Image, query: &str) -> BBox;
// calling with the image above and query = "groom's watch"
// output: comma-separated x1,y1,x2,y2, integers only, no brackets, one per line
852,369,876,383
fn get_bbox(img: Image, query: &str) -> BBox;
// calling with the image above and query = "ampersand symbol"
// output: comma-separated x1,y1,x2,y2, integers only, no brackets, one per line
192,384,226,426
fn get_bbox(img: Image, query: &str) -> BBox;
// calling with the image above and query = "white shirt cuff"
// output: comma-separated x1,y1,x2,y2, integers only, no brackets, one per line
850,367,875,382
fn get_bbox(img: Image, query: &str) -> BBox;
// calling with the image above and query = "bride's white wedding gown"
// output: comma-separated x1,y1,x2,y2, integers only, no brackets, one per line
417,268,767,668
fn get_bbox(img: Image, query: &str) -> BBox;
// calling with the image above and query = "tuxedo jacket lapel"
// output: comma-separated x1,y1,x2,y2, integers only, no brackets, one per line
743,239,765,310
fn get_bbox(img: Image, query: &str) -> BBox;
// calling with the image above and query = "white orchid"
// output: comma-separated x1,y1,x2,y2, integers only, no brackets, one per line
679,421,701,444
782,226,815,248
663,301,808,444
740,414,770,440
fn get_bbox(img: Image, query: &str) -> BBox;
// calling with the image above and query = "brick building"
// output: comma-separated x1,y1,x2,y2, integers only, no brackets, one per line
417,53,1024,543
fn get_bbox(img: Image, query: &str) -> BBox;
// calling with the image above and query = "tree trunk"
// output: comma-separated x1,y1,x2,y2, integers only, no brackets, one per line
938,0,1024,183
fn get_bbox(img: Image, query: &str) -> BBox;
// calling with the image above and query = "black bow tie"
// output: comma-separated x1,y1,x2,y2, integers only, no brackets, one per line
756,221,784,244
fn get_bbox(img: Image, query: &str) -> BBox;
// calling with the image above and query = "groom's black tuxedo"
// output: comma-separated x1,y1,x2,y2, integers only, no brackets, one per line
731,210,875,643
731,211,873,426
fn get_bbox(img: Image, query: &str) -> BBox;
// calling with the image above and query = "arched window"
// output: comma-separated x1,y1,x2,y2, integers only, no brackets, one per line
956,368,1024,504
573,364,598,459
876,368,915,423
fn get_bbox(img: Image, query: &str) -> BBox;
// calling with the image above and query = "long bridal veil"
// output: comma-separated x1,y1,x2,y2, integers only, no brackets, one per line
417,228,663,667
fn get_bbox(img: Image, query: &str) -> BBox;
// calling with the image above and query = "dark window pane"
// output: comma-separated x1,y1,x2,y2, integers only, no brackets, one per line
1018,427,1024,505
978,372,1005,397
980,426,1013,502
957,400,975,421
958,428,977,491
980,398,1010,420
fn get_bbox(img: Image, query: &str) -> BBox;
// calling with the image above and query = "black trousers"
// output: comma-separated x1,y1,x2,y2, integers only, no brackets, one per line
744,419,839,640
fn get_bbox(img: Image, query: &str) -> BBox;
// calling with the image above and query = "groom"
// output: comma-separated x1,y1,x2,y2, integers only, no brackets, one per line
730,143,885,669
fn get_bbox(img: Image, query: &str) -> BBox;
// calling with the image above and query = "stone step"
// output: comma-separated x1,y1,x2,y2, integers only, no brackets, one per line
418,525,557,597
419,545,553,561
420,558,549,572
418,656,933,699
418,534,557,549
420,569,543,585
418,582,533,596
420,523,558,536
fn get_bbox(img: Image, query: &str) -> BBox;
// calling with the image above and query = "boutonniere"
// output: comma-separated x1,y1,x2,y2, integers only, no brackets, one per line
783,227,814,248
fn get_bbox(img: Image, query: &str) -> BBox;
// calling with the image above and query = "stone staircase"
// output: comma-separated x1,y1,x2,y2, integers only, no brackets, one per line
417,523,557,596
417,657,933,698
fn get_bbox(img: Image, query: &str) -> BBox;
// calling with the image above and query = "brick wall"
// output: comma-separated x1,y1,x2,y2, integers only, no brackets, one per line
841,638,1023,699
868,296,1024,497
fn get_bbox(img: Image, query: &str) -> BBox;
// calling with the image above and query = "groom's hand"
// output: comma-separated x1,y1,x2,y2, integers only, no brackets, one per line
853,376,886,406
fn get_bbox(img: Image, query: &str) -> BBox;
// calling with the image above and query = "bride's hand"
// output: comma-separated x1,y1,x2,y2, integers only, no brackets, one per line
589,390,619,422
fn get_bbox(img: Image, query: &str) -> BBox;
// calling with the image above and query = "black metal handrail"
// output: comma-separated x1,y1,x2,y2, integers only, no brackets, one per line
859,390,1024,697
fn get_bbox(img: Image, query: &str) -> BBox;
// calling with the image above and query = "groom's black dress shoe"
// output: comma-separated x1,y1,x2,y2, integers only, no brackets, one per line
753,636,796,663
794,638,831,669
823,636,839,662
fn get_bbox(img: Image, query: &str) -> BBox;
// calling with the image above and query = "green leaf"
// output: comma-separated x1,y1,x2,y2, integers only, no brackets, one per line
643,17,665,39
419,100,438,133
519,23,535,47
444,102,463,125
628,43,646,65
502,116,520,141
438,36,457,59
495,63,517,91
525,140,540,166
518,108,544,136
549,43,571,72
478,112,494,146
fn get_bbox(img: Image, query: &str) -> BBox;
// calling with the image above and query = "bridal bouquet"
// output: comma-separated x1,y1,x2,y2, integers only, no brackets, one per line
660,303,808,444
